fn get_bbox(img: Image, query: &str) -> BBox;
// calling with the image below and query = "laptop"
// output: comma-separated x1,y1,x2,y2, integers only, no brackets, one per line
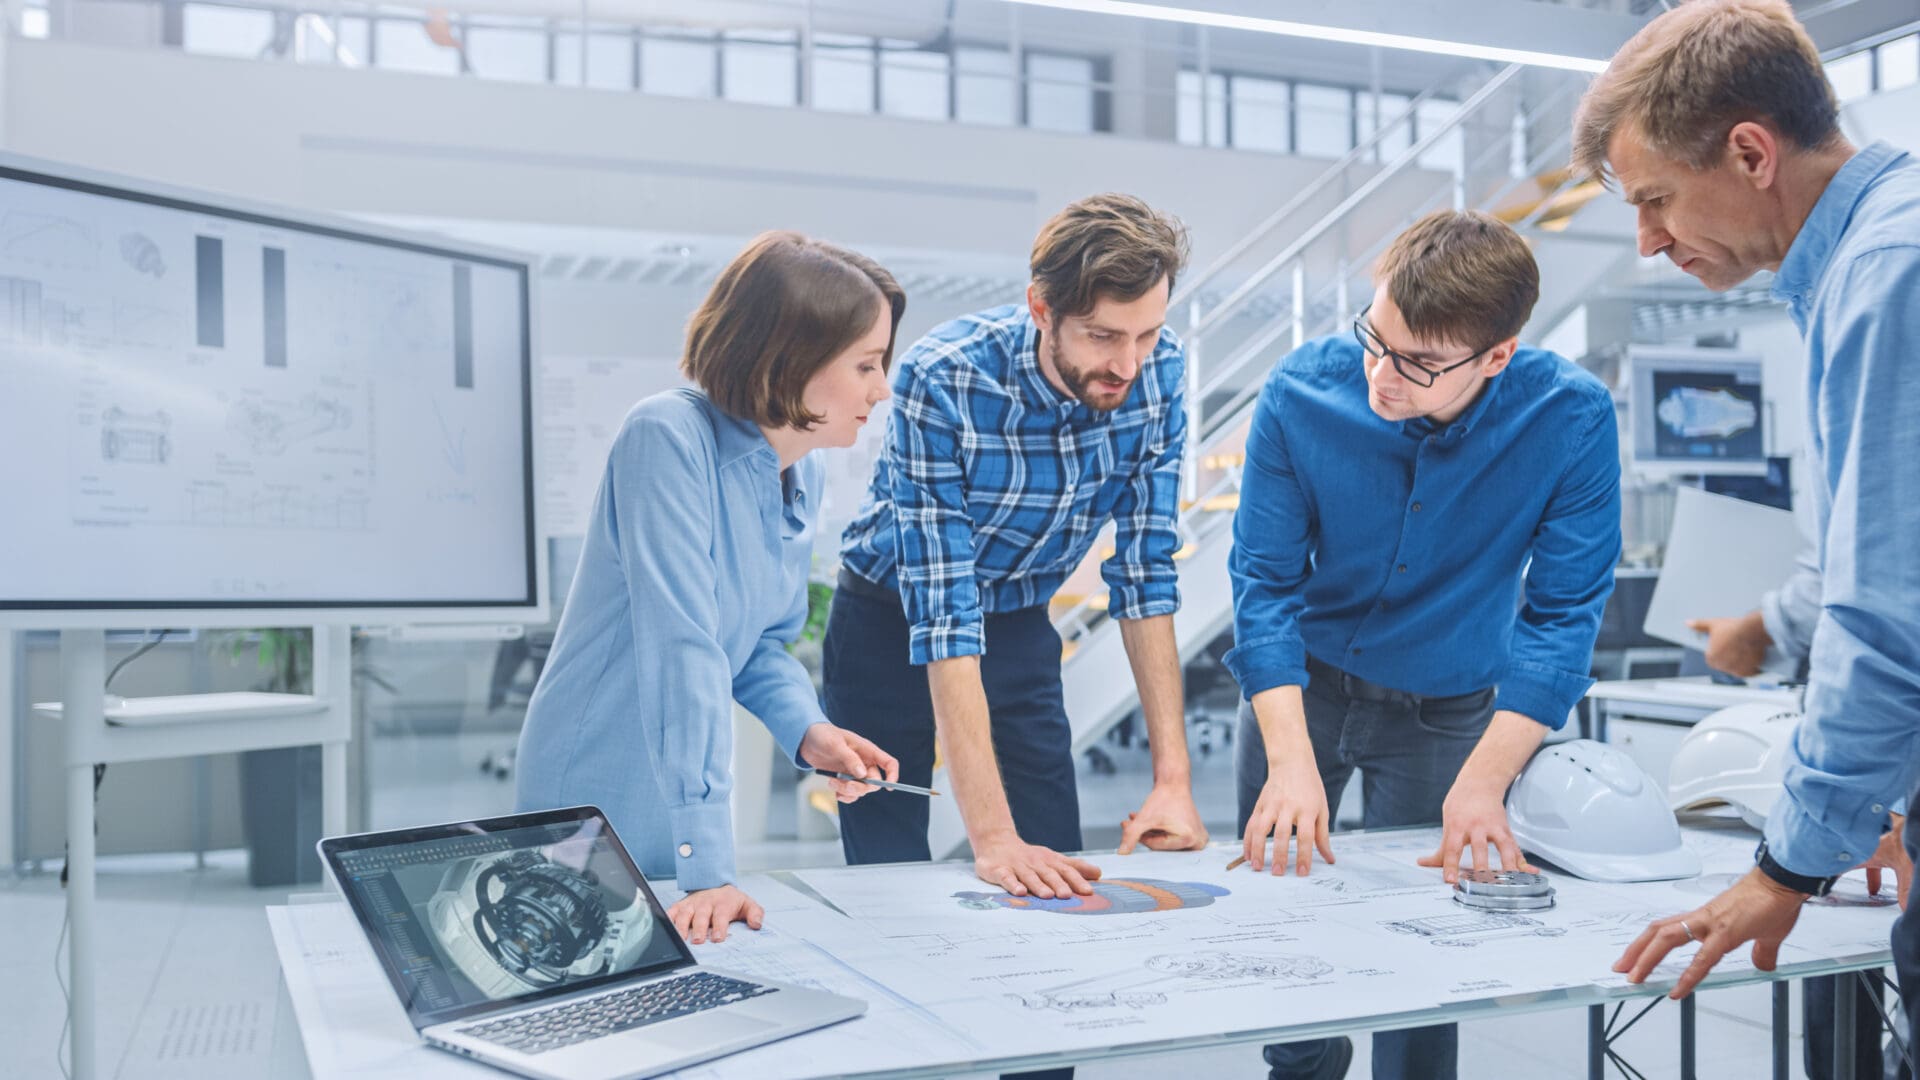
318,805,866,1080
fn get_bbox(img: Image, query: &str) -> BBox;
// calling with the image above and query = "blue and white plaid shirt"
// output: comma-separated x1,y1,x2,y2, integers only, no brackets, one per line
840,303,1187,665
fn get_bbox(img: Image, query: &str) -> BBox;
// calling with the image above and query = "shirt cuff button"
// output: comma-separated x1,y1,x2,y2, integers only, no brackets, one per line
1874,804,1886,814
678,843,694,858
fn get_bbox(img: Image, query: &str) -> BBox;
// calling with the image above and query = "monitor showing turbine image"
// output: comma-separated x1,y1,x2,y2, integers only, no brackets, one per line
0,154,544,627
1626,346,1768,477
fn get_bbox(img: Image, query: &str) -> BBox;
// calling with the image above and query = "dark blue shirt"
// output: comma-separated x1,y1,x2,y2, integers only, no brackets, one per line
1223,335,1621,728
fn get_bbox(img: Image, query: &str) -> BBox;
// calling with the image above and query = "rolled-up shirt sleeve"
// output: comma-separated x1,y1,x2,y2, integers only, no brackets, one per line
1766,250,1920,877
887,360,986,665
1224,365,1316,698
1493,396,1621,729
1104,343,1186,620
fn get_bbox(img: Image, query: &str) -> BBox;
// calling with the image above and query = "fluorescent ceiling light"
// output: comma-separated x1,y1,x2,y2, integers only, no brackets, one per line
1003,0,1612,73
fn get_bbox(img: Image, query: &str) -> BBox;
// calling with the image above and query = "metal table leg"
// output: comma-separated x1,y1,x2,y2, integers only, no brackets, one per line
1590,1003,1606,1080
1775,981,1791,1080
1681,993,1697,1080
1838,972,1859,1080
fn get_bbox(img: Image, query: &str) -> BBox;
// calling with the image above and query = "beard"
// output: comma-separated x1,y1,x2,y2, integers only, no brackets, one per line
1047,331,1135,414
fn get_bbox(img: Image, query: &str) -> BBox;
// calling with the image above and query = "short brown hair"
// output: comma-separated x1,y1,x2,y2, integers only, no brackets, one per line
1572,0,1840,184
1030,193,1190,320
681,231,905,429
1374,210,1540,347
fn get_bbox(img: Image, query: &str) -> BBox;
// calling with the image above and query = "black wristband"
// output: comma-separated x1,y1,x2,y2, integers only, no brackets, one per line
1754,840,1839,897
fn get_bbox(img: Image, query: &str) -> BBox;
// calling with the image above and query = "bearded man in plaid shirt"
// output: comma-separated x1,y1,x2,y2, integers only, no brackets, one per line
825,194,1208,910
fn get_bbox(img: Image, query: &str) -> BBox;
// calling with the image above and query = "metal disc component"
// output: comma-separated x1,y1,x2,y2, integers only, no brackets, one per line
1452,868,1557,912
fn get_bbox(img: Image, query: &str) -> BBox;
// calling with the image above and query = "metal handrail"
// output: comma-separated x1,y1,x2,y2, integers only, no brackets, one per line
1188,63,1523,341
1167,77,1454,312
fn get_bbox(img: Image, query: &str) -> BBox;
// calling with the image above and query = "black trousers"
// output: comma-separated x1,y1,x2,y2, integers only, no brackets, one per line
821,578,1083,864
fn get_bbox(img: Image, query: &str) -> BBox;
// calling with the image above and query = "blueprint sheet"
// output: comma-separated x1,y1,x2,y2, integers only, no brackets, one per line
271,826,1899,1080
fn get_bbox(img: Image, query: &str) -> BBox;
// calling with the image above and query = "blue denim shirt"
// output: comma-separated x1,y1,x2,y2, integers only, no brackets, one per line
515,388,821,891
839,304,1186,664
1761,142,1920,877
1224,336,1620,728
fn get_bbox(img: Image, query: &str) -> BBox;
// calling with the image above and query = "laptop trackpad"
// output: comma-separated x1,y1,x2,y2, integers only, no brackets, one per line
648,1013,776,1050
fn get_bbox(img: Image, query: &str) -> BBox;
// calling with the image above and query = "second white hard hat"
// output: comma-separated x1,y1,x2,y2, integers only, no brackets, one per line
1667,703,1800,830
1507,739,1702,882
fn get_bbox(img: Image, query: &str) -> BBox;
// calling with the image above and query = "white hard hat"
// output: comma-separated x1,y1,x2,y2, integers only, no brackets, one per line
1667,703,1800,830
1506,739,1702,882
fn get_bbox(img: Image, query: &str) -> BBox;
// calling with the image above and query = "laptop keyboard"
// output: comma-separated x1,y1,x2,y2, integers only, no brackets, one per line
458,971,779,1056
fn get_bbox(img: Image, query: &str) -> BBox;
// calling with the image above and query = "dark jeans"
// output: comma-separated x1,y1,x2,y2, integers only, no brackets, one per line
1893,805,1920,1080
1236,656,1495,1080
1805,973,1905,1080
821,580,1083,862
821,579,1081,1080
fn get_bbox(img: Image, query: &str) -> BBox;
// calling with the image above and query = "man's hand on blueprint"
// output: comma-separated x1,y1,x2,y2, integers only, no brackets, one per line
668,884,765,945
1614,867,1806,998
1117,783,1210,854
974,832,1102,899
1417,772,1536,884
1242,754,1336,876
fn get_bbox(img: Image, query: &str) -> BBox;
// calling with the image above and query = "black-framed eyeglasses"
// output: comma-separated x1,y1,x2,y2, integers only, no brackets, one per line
1352,304,1495,389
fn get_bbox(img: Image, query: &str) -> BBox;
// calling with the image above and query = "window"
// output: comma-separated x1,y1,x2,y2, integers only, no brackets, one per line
641,32,717,98
183,3,276,60
1026,51,1098,133
880,42,949,120
955,45,1015,126
1294,83,1353,158
722,30,797,106
1228,75,1289,153
375,16,461,75
555,30,635,90
294,14,368,66
466,19,549,84
1879,34,1918,93
1358,91,1415,162
1825,50,1873,103
21,3,50,38
812,33,875,113
1416,98,1465,174
1176,69,1227,147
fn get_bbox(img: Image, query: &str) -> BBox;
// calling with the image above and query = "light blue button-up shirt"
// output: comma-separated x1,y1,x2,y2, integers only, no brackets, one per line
1762,142,1920,877
515,387,822,891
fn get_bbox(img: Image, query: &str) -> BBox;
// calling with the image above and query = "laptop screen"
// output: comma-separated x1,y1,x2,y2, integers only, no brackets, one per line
321,806,695,1029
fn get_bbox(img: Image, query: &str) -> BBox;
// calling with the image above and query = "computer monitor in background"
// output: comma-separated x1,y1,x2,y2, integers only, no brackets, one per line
1625,346,1768,477
0,154,544,628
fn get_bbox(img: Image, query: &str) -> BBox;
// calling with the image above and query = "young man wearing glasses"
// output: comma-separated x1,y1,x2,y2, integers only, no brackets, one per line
1226,210,1621,1080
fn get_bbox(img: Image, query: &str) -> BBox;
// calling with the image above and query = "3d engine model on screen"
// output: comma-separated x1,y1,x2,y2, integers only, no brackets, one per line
426,850,656,997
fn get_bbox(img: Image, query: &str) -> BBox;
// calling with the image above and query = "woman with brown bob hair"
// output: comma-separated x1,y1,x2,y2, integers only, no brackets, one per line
517,232,906,943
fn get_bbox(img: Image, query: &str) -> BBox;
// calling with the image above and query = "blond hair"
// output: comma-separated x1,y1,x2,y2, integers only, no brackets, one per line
1572,0,1840,184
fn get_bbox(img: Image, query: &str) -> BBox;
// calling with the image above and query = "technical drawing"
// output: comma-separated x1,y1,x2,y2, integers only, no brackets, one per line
1673,873,1744,897
0,274,42,346
1811,879,1898,909
1145,950,1333,982
954,879,1230,915
186,483,371,530
119,231,166,277
1,211,99,271
1657,386,1757,440
101,406,171,464
113,302,182,350
1015,989,1167,1013
1381,911,1568,948
227,394,353,455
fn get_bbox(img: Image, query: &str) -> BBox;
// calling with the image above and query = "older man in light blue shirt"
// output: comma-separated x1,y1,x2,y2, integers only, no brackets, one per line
1573,0,1920,1019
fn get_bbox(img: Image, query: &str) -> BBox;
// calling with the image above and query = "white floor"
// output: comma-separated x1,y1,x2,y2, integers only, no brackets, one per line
0,728,1879,1080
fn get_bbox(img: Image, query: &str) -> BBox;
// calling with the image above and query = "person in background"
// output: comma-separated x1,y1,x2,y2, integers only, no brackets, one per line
517,232,905,946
